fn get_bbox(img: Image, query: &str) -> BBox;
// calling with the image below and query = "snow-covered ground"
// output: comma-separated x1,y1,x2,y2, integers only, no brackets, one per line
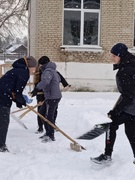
0,92,135,180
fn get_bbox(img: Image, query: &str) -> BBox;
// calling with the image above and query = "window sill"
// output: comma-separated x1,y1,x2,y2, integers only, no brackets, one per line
60,46,103,52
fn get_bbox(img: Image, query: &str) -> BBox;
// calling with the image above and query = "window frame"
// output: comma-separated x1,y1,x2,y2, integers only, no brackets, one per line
62,0,101,49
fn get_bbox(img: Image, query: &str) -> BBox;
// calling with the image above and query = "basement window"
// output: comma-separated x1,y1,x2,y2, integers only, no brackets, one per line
63,0,101,49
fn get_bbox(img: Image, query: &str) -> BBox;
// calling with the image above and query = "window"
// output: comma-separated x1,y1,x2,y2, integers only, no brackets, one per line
63,0,100,46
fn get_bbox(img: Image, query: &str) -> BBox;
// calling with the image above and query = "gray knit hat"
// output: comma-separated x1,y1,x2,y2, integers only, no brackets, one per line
26,56,38,67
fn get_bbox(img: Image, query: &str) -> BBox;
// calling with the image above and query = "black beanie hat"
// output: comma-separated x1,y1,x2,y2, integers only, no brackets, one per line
111,43,128,57
38,56,50,65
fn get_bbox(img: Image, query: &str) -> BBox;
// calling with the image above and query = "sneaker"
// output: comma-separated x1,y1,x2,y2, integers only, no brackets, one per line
41,135,55,143
35,127,43,134
39,133,47,139
90,154,112,165
0,145,9,152
49,135,55,141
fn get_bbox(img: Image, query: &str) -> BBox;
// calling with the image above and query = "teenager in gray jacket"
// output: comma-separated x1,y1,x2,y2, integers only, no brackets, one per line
31,61,62,142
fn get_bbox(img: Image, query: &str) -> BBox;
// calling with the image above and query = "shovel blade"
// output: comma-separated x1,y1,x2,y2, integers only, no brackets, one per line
70,143,82,152
10,114,28,129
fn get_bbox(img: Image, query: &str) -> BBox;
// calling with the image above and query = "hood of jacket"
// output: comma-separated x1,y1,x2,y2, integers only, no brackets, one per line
113,52,135,70
41,61,56,72
12,58,28,69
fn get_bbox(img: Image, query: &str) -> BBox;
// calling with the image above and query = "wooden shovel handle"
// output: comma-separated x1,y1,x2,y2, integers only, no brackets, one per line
26,104,86,150
11,107,28,114
19,104,39,119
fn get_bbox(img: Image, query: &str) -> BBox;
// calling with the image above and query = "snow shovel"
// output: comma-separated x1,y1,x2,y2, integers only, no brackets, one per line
26,104,86,152
10,94,33,129
10,113,28,129
11,107,28,114
19,104,40,119
78,96,121,140
77,123,110,140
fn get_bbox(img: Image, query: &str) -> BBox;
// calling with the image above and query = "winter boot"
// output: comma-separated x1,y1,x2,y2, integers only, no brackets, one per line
0,145,9,152
90,154,112,164
35,127,43,134
39,133,47,139
49,134,55,141
41,134,55,143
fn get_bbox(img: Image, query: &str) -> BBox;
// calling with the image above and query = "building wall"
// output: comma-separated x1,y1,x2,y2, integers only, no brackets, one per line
28,0,135,91
56,62,117,92
30,0,63,61
28,0,37,57
29,0,135,63
101,0,134,53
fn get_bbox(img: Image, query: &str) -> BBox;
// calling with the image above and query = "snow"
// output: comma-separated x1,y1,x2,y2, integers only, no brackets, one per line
0,91,135,180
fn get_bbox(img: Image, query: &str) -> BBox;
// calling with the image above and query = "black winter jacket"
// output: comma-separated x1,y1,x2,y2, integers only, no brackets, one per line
0,58,29,107
113,52,135,116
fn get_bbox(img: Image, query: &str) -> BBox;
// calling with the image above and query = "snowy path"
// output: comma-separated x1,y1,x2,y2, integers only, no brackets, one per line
0,92,135,180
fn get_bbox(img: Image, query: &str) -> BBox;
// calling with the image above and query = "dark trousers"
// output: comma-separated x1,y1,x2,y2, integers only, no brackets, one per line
39,99,60,136
37,105,43,129
0,105,10,147
37,103,58,129
105,112,135,157
36,94,45,129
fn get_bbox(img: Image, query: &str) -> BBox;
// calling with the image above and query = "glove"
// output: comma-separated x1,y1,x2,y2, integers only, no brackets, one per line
107,110,120,120
16,101,23,108
31,88,38,97
23,95,33,104
15,95,26,108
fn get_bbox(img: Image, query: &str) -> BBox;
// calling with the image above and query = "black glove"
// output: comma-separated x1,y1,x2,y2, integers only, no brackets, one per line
31,88,38,97
107,110,120,120
16,101,23,108
15,95,26,108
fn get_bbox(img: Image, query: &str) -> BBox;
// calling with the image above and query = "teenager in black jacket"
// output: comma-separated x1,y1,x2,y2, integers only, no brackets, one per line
0,56,37,152
91,43,135,164
33,56,70,134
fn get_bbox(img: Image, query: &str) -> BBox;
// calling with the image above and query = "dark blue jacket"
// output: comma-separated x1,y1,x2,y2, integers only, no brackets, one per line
0,58,29,107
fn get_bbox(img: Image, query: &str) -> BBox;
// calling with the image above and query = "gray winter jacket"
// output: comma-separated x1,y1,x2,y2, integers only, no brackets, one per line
36,62,62,100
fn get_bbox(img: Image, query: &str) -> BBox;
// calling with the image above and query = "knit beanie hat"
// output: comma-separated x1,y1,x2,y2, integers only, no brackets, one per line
111,43,128,57
38,56,50,65
26,56,38,67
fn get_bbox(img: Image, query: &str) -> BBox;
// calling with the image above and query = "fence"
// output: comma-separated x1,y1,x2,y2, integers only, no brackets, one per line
0,53,27,61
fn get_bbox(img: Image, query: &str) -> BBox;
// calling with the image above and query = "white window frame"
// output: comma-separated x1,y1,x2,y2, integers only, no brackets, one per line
62,0,102,52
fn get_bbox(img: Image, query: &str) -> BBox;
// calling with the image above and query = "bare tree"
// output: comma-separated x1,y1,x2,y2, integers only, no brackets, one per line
0,0,28,39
